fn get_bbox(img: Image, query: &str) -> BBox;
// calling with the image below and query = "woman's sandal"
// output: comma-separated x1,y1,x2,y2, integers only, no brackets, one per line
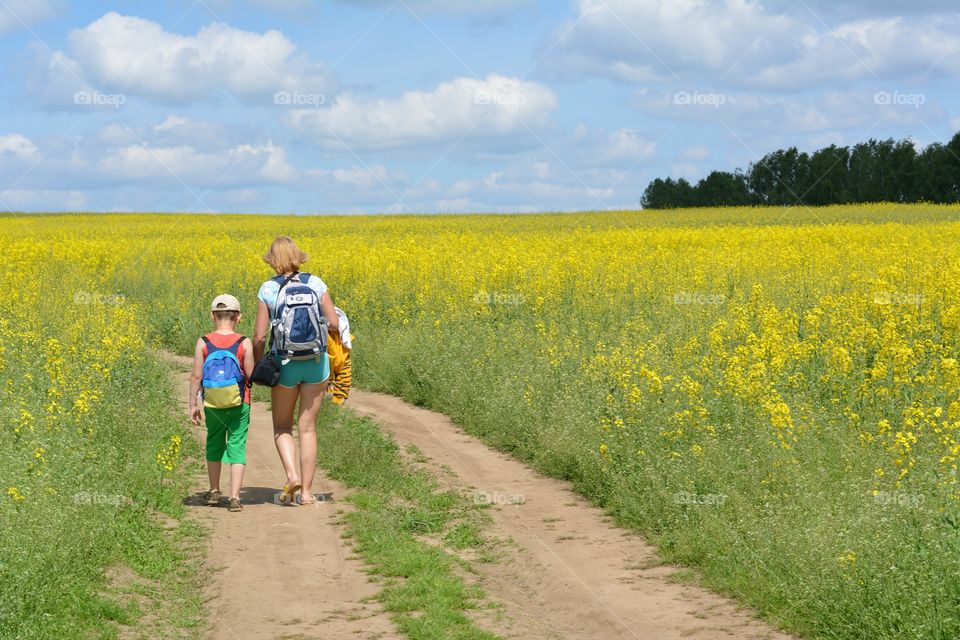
278,481,302,505
205,490,221,507
228,498,243,512
298,492,316,506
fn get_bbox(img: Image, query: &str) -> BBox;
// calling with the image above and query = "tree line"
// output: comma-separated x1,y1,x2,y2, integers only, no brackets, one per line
641,133,960,209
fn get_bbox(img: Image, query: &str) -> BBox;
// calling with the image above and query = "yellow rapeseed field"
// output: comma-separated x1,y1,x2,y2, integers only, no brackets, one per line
3,203,960,638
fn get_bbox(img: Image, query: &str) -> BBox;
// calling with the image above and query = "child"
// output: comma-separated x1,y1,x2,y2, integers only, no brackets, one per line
189,294,254,512
328,306,354,406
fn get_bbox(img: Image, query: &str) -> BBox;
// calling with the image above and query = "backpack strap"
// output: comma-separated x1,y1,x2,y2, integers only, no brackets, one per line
268,273,300,355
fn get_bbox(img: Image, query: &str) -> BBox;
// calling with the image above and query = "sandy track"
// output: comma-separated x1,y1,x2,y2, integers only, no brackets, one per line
168,348,793,640
349,390,795,640
168,355,399,640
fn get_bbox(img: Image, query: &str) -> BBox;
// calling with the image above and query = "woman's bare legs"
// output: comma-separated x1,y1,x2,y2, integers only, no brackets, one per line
271,384,301,486
296,382,327,502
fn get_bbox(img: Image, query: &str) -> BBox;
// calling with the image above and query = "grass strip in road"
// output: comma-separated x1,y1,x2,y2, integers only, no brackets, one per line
315,403,501,640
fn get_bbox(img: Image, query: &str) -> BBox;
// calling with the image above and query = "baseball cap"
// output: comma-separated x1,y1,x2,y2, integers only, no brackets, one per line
211,294,241,312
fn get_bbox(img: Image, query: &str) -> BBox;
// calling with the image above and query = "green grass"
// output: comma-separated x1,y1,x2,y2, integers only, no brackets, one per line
315,404,501,640
0,352,205,640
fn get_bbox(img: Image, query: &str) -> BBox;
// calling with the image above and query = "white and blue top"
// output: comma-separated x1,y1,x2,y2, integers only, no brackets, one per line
257,273,328,314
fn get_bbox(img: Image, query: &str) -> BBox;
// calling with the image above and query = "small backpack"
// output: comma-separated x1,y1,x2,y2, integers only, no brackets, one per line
272,273,328,362
201,335,246,409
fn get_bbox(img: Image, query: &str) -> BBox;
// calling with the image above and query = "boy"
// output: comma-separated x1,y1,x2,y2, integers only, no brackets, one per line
189,294,254,512
328,306,354,406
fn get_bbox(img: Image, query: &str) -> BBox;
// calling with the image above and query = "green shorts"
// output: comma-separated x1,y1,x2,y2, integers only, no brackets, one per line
278,354,331,388
204,403,250,464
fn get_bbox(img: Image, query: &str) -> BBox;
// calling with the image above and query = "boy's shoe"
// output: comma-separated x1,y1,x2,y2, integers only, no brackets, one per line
228,498,242,512
205,490,221,506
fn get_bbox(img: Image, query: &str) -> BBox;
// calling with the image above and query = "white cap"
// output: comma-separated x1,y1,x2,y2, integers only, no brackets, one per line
211,294,241,312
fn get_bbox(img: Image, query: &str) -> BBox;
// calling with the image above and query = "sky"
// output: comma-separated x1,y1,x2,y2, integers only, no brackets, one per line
1,0,958,214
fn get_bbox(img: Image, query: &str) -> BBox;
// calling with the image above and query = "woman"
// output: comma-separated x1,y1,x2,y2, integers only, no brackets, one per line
253,237,339,506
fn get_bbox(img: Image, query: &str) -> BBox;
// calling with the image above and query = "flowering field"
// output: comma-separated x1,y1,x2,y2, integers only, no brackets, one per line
3,204,960,638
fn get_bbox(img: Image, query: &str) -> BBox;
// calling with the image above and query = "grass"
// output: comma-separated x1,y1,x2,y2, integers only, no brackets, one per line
0,352,205,640
315,403,501,640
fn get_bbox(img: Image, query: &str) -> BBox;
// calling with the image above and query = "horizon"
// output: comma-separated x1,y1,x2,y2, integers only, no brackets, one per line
1,1,958,214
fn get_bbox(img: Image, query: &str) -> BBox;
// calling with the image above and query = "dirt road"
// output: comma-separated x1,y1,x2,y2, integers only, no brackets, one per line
169,355,398,640
170,352,792,639
349,389,794,640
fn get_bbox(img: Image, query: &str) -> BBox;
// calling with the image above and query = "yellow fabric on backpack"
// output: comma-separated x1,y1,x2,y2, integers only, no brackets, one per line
327,331,354,405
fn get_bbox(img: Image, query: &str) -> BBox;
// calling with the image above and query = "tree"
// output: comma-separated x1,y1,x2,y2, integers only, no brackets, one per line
640,131,960,208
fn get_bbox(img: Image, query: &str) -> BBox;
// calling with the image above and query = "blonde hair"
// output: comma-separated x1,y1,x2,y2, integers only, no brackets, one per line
263,236,308,274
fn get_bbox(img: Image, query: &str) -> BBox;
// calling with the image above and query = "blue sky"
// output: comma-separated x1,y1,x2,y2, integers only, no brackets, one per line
1,0,958,213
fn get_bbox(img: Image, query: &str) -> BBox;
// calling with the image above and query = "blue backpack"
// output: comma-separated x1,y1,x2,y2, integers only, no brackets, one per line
271,273,328,363
201,336,245,409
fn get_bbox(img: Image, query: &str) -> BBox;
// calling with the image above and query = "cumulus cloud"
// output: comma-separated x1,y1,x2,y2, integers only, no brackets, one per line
28,12,335,106
285,73,558,151
0,133,39,160
547,0,960,90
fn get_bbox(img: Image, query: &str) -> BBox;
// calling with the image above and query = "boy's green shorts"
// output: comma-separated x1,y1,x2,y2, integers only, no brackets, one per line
204,403,250,464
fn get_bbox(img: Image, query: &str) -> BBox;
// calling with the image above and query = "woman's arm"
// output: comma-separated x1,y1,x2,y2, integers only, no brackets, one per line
253,300,270,361
242,338,255,378
320,291,339,333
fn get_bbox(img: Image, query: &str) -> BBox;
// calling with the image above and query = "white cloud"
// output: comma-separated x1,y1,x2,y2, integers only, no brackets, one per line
336,0,535,24
30,12,335,106
96,140,299,185
0,0,61,35
548,0,960,90
634,88,946,132
305,165,406,190
286,73,558,151
0,134,39,160
0,189,87,211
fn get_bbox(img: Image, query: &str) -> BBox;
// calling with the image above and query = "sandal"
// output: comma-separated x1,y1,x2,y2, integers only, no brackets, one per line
298,492,316,506
228,498,243,512
278,481,302,505
205,490,221,507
